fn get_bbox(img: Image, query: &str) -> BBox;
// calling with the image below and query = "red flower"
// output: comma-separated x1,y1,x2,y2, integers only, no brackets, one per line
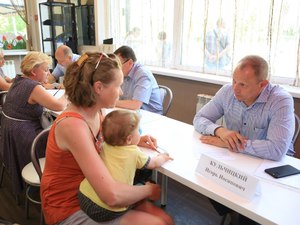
16,35,23,41
2,36,6,41
6,44,12,49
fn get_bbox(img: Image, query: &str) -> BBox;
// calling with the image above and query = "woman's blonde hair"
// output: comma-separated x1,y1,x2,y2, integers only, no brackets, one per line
102,110,140,146
64,52,121,107
21,51,52,76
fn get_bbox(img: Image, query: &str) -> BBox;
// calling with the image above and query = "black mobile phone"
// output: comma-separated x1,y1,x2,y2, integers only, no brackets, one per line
264,164,300,179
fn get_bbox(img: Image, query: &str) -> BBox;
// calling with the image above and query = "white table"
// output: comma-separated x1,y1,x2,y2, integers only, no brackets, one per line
140,114,300,225
48,103,300,225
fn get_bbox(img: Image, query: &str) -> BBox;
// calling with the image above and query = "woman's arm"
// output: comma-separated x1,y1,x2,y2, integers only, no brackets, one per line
28,85,67,111
138,135,157,150
0,76,11,91
55,117,160,207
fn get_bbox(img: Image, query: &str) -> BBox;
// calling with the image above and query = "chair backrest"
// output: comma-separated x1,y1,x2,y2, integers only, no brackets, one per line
292,113,300,145
0,91,8,126
0,91,8,106
31,128,50,181
159,85,173,116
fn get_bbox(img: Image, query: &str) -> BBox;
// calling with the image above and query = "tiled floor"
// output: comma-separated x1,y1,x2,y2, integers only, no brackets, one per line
159,175,222,225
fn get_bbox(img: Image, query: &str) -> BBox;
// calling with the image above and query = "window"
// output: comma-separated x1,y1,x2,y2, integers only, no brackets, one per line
110,0,174,66
0,0,27,50
109,0,300,86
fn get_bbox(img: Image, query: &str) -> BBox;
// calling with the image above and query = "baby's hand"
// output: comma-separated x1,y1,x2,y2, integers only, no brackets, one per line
158,153,173,162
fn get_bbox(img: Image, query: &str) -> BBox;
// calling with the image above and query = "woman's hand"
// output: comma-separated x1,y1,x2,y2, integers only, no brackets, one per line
138,135,157,150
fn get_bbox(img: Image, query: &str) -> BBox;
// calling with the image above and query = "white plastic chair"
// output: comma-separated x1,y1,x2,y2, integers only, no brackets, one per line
21,128,50,225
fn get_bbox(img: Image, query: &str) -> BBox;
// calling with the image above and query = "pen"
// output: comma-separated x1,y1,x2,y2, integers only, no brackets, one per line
154,146,168,154
53,87,61,96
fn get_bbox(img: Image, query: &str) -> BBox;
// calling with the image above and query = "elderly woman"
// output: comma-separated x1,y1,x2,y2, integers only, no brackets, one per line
1,51,67,195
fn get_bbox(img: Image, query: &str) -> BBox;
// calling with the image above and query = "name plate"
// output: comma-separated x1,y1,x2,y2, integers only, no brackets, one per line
196,154,260,199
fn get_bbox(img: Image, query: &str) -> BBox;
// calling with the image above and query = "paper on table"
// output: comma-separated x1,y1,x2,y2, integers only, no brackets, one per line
47,89,65,98
139,146,159,157
194,147,235,161
254,159,300,190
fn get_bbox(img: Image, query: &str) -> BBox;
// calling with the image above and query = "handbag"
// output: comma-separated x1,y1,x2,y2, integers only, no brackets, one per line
40,110,54,129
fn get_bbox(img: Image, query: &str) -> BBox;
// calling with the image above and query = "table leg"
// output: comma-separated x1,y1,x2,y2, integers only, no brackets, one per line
161,174,168,207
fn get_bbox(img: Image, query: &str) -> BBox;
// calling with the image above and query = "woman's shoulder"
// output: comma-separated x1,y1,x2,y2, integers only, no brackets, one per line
54,112,88,140
14,75,40,88
56,111,84,122
7,75,40,98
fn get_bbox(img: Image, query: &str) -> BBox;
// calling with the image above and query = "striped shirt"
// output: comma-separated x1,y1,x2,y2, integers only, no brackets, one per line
193,83,294,161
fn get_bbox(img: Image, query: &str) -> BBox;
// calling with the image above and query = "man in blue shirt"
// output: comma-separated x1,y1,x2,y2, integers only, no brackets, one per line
114,46,163,115
194,55,294,161
44,45,80,89
193,55,294,225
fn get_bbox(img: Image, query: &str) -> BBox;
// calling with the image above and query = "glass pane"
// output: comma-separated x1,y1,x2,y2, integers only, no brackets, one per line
181,0,234,75
76,4,95,45
270,0,299,82
110,0,300,86
112,0,174,67
181,0,205,69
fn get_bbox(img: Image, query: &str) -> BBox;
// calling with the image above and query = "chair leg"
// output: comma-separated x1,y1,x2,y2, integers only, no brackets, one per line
40,209,45,225
25,185,30,219
0,162,5,188
220,213,228,225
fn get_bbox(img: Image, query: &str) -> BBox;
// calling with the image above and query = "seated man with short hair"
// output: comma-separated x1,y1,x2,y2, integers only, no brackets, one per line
193,55,294,225
43,45,80,89
114,45,163,115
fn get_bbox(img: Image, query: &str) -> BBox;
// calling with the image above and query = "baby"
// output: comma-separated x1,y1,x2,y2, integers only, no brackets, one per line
78,109,173,224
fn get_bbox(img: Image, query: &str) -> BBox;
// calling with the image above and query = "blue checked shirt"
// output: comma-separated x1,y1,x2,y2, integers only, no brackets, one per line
120,62,163,114
193,83,294,161
205,28,230,69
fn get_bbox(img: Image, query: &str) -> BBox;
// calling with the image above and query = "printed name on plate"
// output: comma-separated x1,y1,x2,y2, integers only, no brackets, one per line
196,154,260,199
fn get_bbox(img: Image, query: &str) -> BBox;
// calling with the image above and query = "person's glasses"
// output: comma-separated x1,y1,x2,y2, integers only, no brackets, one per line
122,59,130,65
91,53,108,84
95,53,108,70
77,52,109,85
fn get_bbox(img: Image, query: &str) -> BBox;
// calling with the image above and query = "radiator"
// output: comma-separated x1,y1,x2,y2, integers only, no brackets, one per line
2,60,16,78
196,94,224,126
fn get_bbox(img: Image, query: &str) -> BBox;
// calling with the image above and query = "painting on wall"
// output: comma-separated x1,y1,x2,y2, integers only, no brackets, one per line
0,33,26,50
0,0,27,51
